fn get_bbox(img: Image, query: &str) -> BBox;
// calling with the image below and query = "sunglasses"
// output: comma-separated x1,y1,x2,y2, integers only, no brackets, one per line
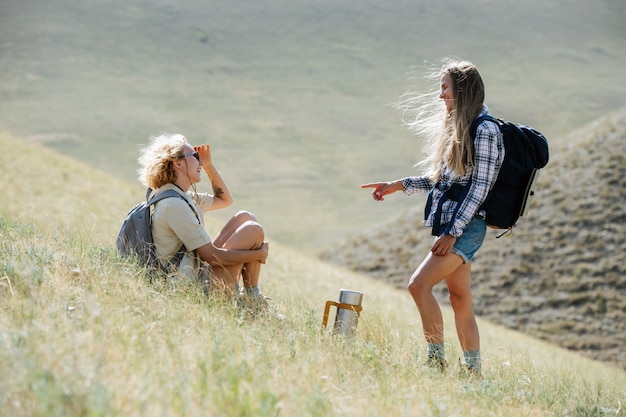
178,151,201,162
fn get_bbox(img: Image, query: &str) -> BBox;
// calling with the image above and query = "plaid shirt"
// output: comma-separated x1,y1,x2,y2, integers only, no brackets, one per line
402,106,504,237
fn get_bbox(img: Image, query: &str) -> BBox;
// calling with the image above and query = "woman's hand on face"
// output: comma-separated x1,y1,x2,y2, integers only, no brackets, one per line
431,234,456,256
194,144,212,165
361,181,402,201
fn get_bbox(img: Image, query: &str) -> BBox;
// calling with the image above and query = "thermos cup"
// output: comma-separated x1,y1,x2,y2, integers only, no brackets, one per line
321,289,363,337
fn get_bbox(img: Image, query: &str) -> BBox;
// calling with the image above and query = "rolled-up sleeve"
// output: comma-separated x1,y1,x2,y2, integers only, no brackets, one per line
164,200,212,251
153,197,212,255
402,176,433,195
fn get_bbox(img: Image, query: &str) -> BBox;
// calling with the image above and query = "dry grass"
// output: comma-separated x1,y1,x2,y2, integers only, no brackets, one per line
321,107,626,371
1,118,626,416
2,215,625,416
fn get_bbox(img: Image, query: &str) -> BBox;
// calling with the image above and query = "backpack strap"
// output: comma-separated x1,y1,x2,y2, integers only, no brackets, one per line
467,113,501,214
146,188,186,206
470,114,498,138
428,115,498,237
145,187,201,270
468,116,515,238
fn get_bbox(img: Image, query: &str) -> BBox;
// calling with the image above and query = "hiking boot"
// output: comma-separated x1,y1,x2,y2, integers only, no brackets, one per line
244,293,270,313
426,355,448,372
459,362,483,380
238,293,285,320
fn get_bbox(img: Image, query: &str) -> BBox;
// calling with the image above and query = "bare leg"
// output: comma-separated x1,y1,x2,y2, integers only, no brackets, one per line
212,211,258,247
407,252,464,345
210,211,264,292
445,262,480,352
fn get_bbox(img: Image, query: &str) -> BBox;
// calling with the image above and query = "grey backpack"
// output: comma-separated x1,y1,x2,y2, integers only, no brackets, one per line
116,188,190,272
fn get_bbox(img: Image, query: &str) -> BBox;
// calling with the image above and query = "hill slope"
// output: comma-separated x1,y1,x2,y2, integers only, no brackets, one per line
1,127,626,416
0,0,625,251
320,107,626,370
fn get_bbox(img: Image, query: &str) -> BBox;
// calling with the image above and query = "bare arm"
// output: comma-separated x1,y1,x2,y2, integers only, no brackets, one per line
194,144,234,210
361,180,404,201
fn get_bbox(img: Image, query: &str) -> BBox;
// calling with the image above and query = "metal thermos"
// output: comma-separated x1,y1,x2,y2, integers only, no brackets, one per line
321,289,363,337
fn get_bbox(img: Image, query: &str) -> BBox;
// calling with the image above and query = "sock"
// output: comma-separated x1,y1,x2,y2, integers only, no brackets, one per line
245,286,261,297
427,343,445,360
463,350,481,373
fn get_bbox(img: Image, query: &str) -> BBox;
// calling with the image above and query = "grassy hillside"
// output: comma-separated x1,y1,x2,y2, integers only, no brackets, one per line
1,130,626,416
0,0,625,250
320,107,626,370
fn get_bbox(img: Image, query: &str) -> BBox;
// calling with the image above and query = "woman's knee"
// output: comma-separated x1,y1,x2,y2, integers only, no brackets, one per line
449,290,472,312
234,210,258,224
240,220,264,242
407,276,431,299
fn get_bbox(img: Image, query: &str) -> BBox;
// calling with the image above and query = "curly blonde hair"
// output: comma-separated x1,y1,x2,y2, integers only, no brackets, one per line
137,133,188,189
398,58,485,181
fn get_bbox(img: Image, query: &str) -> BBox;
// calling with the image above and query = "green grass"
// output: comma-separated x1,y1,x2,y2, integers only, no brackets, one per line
1,126,625,416
0,0,625,250
1,212,625,416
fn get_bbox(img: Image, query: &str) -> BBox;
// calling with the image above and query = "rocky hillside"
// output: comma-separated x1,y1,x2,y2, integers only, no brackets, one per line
320,108,626,370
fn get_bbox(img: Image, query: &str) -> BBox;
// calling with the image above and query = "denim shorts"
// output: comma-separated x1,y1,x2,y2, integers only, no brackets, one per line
439,217,487,263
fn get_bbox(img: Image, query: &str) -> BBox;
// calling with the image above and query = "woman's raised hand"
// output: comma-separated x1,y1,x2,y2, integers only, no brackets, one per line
194,144,212,166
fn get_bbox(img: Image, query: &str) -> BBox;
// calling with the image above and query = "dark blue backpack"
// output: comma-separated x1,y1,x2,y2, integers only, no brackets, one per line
116,188,190,271
475,115,549,232
429,115,549,237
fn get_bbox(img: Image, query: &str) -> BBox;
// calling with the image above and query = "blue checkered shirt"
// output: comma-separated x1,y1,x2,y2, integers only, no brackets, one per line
402,106,504,237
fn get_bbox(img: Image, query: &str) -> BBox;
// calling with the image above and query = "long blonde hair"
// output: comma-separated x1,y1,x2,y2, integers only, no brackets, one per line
137,133,188,189
398,59,485,181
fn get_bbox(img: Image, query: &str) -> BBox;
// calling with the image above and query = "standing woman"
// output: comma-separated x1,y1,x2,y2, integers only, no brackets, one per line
137,133,269,305
362,59,504,375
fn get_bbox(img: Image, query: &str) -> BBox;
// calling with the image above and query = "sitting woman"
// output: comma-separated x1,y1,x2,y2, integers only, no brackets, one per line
137,133,269,304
